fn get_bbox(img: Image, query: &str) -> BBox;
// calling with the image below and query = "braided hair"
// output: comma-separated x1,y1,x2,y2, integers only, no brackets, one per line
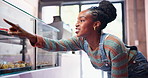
87,1,117,32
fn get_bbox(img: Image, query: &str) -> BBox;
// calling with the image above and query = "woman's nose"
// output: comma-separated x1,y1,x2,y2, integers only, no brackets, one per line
75,23,79,27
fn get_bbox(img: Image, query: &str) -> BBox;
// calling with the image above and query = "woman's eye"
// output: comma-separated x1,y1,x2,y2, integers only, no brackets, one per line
80,20,85,22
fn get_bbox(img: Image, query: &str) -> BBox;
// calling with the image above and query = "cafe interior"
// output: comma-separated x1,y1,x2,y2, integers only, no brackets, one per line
0,0,148,78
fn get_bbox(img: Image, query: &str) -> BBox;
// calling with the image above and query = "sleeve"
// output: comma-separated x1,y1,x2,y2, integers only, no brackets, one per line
111,53,128,78
104,35,128,78
32,35,84,52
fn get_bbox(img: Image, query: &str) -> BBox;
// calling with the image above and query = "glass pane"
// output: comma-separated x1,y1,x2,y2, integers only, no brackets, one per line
42,6,59,24
0,0,34,75
0,0,61,76
61,5,79,35
36,20,60,69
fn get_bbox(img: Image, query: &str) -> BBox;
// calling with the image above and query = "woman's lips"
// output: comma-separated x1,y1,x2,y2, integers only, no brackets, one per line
75,31,79,34
75,28,80,34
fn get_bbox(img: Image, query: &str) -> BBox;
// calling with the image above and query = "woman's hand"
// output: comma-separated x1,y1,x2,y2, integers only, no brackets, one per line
3,19,28,38
3,19,37,44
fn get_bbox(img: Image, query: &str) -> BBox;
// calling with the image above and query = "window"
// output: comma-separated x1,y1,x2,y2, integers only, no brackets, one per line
42,6,59,24
81,4,98,10
61,5,79,34
103,3,123,40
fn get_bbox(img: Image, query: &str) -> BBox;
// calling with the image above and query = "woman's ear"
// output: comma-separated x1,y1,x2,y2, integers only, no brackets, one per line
93,21,101,30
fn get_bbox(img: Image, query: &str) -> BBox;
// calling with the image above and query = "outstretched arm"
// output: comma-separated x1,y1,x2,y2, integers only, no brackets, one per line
3,19,83,52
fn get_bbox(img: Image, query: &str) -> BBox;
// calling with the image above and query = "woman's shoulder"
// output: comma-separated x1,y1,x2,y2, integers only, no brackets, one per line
104,33,124,45
103,33,126,51
103,33,127,58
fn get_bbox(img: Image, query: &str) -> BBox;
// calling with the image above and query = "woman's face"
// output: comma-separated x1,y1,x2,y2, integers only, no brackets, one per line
75,10,96,37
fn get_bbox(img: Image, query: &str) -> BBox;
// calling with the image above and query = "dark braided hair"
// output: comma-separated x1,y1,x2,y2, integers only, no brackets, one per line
87,1,117,32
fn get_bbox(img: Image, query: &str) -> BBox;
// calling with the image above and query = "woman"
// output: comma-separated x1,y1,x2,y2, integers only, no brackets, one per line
4,1,148,78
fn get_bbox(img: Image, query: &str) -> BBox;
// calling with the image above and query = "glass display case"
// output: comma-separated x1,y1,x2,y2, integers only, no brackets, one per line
36,18,59,69
0,0,59,76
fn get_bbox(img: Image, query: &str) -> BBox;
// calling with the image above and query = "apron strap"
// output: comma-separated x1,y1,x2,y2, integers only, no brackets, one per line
99,33,109,63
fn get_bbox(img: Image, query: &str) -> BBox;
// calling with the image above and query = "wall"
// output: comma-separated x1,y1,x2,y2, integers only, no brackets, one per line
125,0,147,58
145,0,148,59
